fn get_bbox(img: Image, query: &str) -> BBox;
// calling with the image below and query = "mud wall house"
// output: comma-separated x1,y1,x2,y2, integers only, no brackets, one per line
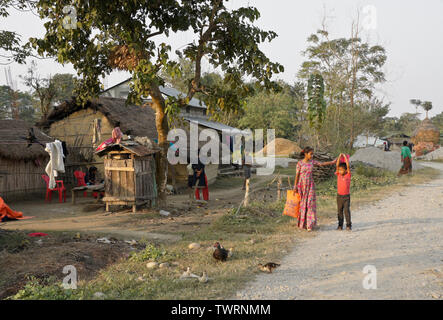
0,120,54,202
101,79,246,190
37,97,158,186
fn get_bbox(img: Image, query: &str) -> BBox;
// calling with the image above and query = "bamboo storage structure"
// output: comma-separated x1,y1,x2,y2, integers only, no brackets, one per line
96,142,159,213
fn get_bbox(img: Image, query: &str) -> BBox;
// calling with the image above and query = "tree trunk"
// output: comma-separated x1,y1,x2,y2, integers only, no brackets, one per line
149,85,169,206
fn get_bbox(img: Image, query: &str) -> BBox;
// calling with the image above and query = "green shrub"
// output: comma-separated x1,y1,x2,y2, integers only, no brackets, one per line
9,276,84,300
354,164,389,178
129,243,166,262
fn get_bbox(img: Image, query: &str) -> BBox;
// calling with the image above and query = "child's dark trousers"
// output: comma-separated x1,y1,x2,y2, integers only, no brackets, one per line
337,194,351,227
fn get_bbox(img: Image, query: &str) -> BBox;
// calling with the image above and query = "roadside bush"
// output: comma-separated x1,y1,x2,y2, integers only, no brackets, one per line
9,276,84,300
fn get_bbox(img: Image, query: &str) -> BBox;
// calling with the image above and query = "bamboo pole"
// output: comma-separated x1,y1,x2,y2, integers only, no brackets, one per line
244,179,250,207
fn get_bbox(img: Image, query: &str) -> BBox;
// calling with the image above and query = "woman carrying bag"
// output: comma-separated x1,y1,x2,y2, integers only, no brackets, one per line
292,147,336,231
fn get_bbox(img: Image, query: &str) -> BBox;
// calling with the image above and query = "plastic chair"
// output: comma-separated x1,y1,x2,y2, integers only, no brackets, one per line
74,170,88,197
42,175,66,203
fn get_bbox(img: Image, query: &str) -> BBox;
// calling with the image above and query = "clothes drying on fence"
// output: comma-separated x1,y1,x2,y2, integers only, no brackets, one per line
45,140,65,189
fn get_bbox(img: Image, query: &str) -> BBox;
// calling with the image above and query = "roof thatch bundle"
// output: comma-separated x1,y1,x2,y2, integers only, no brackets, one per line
0,120,54,161
412,118,440,145
38,97,158,140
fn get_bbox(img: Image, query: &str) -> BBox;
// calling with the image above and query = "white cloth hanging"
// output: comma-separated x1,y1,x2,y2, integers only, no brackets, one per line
45,140,65,189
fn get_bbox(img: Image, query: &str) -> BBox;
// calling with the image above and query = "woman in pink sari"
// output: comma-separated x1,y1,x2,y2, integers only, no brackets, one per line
294,147,336,231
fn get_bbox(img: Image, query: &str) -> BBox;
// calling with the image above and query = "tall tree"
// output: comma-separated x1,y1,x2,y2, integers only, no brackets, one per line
238,82,303,141
431,112,443,133
21,61,77,119
0,85,36,123
299,26,387,148
421,101,433,119
31,0,283,202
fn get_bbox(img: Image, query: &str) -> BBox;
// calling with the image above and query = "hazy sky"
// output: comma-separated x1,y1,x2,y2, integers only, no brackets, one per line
1,0,442,118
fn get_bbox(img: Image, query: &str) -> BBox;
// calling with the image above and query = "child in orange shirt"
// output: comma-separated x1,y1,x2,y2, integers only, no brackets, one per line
336,153,352,231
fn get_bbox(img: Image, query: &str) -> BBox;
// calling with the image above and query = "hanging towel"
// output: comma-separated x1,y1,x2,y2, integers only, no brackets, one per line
45,142,56,189
45,141,65,189
53,140,65,175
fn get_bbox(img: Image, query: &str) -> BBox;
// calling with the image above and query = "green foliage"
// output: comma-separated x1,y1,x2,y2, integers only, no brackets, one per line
0,85,36,123
298,28,387,150
0,0,33,64
31,0,283,118
238,82,304,140
431,111,443,133
307,74,326,130
129,243,167,262
316,167,397,197
20,61,77,119
10,277,82,300
0,230,30,253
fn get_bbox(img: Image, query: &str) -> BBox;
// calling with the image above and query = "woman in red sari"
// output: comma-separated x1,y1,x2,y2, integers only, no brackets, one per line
294,147,336,231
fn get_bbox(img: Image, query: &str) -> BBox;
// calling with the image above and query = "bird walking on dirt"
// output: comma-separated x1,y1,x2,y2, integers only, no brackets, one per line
258,262,280,273
213,242,229,262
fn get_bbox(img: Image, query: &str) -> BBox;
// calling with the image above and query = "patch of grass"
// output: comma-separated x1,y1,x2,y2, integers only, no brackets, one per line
9,198,296,300
211,176,245,190
0,230,31,253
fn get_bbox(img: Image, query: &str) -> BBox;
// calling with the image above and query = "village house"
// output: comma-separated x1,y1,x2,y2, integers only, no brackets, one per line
37,97,158,186
38,81,245,191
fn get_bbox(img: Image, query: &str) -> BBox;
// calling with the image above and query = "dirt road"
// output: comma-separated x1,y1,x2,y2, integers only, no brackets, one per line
236,162,443,300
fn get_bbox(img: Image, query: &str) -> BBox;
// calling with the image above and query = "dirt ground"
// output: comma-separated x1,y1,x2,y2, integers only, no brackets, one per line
1,176,265,241
0,230,136,299
235,162,443,300
0,175,274,299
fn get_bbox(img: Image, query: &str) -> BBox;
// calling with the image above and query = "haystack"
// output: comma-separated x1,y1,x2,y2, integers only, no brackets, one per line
412,118,440,145
260,138,301,157
412,118,440,156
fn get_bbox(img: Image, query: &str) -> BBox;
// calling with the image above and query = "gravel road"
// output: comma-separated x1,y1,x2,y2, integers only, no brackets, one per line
235,162,443,300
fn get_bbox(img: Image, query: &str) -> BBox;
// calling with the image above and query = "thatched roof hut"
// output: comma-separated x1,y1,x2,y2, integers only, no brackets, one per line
38,97,158,139
0,120,53,161
0,120,54,201
36,97,159,186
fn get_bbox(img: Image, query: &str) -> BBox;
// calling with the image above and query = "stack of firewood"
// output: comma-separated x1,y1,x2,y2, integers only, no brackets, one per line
290,151,336,182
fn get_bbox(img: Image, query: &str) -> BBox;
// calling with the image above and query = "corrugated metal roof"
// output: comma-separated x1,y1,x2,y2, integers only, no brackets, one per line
183,116,247,135
101,78,207,109
159,86,206,109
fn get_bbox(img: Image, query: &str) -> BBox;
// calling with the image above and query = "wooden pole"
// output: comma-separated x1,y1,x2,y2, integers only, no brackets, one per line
277,177,282,200
244,179,250,207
